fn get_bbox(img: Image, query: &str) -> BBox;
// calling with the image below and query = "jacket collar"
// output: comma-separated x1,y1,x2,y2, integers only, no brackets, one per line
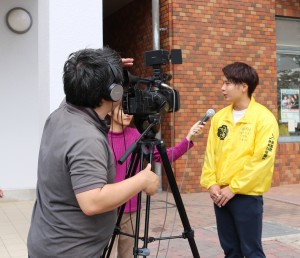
223,97,257,124
62,98,110,134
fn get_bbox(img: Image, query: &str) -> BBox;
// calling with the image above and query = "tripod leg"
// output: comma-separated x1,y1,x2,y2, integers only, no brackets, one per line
134,144,153,258
156,141,201,258
102,146,142,258
139,142,155,257
141,195,151,257
133,190,151,258
132,194,151,257
134,192,142,258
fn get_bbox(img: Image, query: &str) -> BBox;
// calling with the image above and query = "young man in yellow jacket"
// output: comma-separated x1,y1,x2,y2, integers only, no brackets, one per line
200,62,279,258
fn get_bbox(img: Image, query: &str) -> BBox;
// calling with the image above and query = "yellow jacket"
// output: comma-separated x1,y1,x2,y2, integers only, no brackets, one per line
200,98,279,195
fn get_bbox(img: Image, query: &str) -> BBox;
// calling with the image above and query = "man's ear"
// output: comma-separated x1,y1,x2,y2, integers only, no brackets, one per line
242,83,248,93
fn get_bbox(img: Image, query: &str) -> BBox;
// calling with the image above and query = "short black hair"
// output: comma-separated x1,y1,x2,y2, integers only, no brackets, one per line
222,62,259,98
63,47,123,108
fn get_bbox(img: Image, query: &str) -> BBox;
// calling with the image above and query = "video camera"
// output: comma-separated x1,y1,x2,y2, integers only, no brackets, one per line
122,49,182,135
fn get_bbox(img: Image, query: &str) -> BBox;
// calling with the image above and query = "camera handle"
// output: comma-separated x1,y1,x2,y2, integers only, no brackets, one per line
102,121,200,258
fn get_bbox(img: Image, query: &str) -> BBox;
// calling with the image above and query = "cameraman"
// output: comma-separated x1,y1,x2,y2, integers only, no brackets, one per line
27,47,160,258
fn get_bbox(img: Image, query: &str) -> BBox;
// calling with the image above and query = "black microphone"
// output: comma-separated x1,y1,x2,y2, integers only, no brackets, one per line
199,109,215,125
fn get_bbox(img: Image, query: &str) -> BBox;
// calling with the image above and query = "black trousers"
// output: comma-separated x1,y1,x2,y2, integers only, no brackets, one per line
214,194,265,258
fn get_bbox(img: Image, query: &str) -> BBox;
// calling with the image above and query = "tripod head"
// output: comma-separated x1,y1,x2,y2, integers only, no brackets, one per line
134,114,161,139
118,115,161,165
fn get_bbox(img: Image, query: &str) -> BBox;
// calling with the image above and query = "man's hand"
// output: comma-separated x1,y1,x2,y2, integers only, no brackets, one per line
215,186,235,207
76,163,159,216
139,163,160,196
122,58,134,68
209,184,221,203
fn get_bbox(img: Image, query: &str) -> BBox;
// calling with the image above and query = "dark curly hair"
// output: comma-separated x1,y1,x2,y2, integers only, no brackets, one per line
63,47,123,108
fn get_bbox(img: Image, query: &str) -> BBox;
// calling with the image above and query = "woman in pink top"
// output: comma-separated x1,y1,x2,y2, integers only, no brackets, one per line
107,104,205,258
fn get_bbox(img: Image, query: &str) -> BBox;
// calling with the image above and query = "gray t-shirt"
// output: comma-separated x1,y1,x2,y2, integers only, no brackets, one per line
27,100,117,258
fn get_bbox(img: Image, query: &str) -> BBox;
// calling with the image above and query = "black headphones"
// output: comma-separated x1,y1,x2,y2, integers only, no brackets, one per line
107,63,123,102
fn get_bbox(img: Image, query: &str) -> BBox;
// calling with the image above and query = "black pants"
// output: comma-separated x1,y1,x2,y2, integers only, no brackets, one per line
214,195,265,258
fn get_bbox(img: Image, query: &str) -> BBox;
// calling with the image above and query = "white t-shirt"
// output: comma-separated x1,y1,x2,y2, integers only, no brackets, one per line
233,109,247,125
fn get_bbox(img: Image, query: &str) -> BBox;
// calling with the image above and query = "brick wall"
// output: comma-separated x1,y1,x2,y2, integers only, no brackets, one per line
104,0,300,192
163,0,279,192
274,143,300,185
274,0,300,186
276,0,300,17
104,0,154,77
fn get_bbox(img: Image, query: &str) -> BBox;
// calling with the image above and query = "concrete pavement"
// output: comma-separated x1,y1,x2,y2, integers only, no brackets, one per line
0,184,300,257
138,184,300,257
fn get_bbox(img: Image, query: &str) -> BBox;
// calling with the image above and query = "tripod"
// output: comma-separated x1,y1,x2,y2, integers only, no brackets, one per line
102,119,200,258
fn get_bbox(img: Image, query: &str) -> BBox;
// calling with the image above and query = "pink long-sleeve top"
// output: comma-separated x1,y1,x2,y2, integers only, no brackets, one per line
108,127,193,213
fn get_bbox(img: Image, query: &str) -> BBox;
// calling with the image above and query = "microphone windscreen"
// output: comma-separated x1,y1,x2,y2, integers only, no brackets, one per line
206,109,215,118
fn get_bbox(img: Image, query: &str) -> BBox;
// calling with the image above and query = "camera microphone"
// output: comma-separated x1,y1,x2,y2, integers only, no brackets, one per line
199,109,215,125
